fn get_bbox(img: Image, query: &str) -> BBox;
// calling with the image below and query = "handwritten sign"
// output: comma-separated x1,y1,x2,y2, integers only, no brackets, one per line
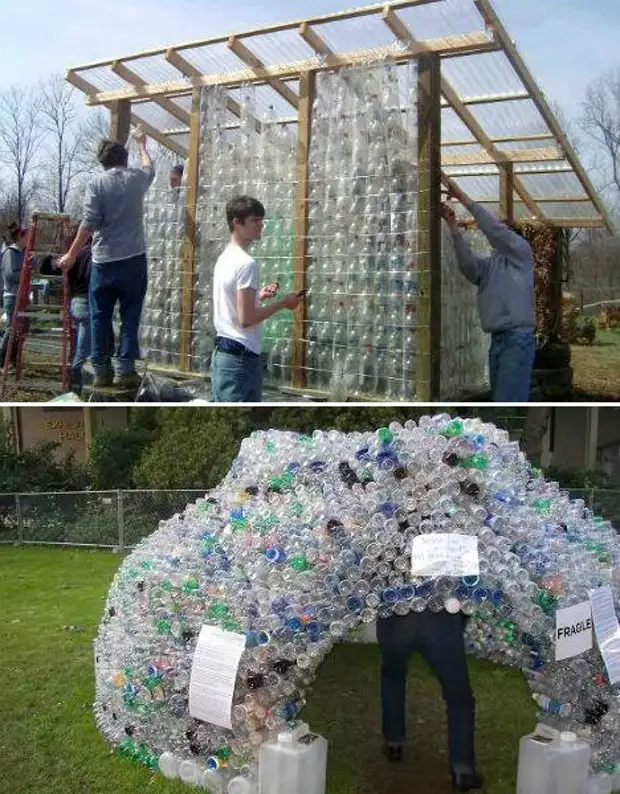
555,601,593,661
411,534,479,577
589,586,620,685
189,625,246,729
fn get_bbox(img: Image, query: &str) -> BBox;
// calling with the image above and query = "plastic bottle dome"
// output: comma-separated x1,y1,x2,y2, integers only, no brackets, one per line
94,415,620,782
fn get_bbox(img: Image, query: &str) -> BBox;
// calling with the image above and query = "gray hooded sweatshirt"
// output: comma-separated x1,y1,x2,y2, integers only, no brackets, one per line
451,204,536,334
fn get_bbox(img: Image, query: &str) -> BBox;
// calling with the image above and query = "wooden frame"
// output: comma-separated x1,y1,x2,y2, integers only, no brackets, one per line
417,53,442,403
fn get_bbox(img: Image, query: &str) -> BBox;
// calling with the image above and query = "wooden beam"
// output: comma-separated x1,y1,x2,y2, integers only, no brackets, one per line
110,99,131,144
443,133,556,147
442,146,562,166
112,60,190,126
417,53,442,403
292,72,315,389
299,22,334,58
227,36,299,109
548,218,605,228
179,89,201,373
456,91,530,106
499,162,514,223
474,0,614,233
82,34,500,105
383,8,495,58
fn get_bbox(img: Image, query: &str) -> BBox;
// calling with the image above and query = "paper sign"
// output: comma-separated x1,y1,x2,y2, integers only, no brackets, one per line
589,586,620,686
189,625,246,729
411,533,479,577
555,601,593,661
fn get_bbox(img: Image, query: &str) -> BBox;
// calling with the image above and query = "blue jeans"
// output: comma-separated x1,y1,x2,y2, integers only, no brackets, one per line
210,349,262,402
489,329,536,402
89,254,147,376
377,611,476,771
71,296,91,374
0,294,17,364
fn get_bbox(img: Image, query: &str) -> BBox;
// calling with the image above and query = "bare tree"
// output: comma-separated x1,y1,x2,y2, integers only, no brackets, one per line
0,86,44,223
581,69,620,198
39,75,92,214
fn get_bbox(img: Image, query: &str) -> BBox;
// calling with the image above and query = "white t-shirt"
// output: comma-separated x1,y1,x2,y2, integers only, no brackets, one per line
213,242,262,355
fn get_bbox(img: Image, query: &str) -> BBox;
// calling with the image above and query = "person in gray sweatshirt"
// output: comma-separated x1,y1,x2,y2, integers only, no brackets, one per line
0,224,28,366
440,175,536,402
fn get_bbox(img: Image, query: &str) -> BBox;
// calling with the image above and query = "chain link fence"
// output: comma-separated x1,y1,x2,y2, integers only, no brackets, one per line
1,488,620,551
0,490,206,550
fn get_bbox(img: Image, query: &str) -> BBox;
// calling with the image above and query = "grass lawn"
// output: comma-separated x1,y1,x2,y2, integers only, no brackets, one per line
0,547,536,794
572,329,620,401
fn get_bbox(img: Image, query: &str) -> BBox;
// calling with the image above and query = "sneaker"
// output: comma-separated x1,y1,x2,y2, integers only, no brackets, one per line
113,371,142,389
382,742,403,763
452,770,484,791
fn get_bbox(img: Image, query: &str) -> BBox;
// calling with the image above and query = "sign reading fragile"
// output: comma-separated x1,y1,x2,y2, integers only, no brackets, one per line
411,533,479,577
555,601,593,661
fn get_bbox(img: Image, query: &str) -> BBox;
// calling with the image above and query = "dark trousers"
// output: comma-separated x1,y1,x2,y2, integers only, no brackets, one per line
489,329,536,402
89,254,147,375
377,611,476,771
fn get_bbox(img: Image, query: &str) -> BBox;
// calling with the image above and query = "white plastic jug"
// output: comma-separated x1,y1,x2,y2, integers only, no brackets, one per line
228,776,258,794
548,732,591,794
586,772,613,794
258,730,328,794
516,729,557,794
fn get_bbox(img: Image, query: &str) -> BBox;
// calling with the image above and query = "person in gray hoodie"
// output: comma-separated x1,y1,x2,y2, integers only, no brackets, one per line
0,223,28,366
440,175,536,402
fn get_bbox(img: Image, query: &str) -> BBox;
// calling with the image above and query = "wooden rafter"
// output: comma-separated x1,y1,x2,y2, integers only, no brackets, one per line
473,0,614,233
442,146,562,166
111,61,190,126
227,36,299,109
443,133,556,147
441,90,530,107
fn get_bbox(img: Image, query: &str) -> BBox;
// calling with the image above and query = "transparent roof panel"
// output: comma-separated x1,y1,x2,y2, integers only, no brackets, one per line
313,14,397,53
519,172,588,199
126,55,187,85
239,30,317,66
398,0,486,39
441,51,523,100
469,98,549,138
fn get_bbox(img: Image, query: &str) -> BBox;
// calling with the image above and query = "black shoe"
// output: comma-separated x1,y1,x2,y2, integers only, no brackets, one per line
382,742,403,763
452,770,484,791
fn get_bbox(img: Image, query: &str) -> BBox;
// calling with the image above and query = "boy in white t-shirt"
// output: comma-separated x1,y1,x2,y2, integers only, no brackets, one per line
211,196,303,402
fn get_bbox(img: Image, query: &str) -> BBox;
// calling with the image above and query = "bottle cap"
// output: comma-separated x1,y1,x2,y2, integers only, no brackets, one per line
560,731,577,742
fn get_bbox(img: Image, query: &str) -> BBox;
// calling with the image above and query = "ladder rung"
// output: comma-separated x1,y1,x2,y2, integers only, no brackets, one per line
17,311,64,320
22,304,65,312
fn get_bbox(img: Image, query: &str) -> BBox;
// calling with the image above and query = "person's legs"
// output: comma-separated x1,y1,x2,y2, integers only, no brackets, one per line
115,254,148,379
416,612,477,776
493,330,536,402
89,264,117,384
488,333,502,399
0,294,17,364
211,350,262,403
376,614,417,746
71,296,91,373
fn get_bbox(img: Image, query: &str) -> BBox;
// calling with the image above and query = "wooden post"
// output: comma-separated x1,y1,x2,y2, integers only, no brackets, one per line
499,161,515,224
110,99,131,144
83,407,93,461
292,71,315,388
180,88,201,372
416,53,442,402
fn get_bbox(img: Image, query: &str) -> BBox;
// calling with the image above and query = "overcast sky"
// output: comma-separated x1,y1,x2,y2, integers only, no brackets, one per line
2,0,618,123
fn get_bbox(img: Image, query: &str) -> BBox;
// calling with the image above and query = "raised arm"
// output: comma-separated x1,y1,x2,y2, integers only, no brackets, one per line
442,173,531,266
440,201,488,286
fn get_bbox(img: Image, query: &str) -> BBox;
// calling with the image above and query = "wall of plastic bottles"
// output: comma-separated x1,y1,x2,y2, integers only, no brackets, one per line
95,416,620,791
141,61,491,399
142,167,186,370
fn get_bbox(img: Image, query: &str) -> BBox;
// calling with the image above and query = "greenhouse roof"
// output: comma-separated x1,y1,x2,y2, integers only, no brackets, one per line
66,0,613,232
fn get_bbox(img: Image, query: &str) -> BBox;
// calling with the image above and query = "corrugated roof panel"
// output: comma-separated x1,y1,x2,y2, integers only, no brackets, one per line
79,67,131,92
519,171,588,199
449,174,500,201
125,55,188,85
313,14,396,53
181,41,254,76
398,0,486,39
239,29,317,66
541,202,601,220
441,106,476,141
441,50,523,100
469,98,549,138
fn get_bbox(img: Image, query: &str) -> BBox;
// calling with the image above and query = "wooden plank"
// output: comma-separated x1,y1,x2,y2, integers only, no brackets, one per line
442,146,562,166
548,218,605,228
82,34,499,105
443,133,556,147
457,91,530,106
299,22,334,58
227,36,299,109
67,0,443,70
474,0,614,234
179,89,201,372
499,162,514,223
417,53,442,403
110,99,131,144
112,60,190,126
292,71,315,389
